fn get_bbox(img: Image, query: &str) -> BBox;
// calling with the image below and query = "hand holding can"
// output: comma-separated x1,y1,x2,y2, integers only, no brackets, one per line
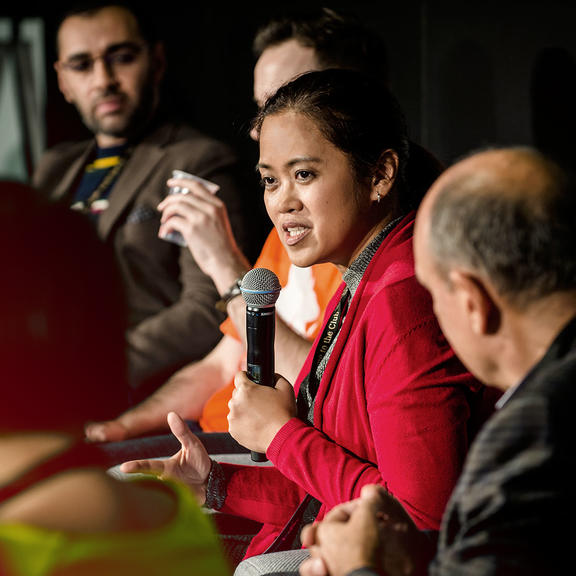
162,169,220,247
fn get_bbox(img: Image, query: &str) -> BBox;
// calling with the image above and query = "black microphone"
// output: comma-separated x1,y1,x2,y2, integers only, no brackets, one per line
240,267,281,462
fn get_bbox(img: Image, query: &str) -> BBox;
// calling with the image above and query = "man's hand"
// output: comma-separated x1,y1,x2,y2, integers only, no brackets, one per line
85,343,239,443
158,176,250,288
85,419,132,443
299,485,433,576
120,411,213,505
300,485,383,576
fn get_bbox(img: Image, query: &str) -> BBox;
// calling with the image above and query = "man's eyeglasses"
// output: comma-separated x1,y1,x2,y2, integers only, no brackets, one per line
59,42,146,74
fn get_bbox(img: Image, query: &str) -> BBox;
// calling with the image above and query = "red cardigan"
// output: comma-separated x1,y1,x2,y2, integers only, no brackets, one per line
219,213,490,558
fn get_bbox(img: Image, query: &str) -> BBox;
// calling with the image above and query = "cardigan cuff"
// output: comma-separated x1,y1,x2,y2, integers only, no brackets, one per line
204,459,226,510
267,417,307,462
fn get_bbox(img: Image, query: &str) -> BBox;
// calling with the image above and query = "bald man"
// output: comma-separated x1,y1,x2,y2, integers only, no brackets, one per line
300,146,576,576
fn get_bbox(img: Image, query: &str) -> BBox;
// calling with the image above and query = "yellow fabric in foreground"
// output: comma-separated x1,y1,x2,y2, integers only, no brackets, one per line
0,479,230,576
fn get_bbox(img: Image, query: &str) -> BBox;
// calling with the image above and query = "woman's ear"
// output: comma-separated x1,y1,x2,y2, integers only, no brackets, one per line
372,149,399,204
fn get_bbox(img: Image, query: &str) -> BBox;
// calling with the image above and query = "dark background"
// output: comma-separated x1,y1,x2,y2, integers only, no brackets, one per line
3,0,576,180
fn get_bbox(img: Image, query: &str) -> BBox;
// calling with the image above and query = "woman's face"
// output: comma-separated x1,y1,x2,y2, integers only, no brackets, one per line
258,111,376,269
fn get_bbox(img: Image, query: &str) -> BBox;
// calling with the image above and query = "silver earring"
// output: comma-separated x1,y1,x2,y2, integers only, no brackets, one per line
376,191,381,204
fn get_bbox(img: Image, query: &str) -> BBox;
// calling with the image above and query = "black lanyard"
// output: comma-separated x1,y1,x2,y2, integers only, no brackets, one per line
297,287,351,423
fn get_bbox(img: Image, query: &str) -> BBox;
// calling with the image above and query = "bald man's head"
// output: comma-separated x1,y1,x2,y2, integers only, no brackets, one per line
415,146,576,309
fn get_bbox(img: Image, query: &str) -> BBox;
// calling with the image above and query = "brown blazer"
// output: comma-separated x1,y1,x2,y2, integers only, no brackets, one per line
32,121,248,400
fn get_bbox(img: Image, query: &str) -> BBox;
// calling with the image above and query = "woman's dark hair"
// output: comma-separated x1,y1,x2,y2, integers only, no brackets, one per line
254,68,413,209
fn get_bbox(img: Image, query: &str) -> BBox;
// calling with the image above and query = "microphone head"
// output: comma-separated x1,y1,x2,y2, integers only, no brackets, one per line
241,268,281,308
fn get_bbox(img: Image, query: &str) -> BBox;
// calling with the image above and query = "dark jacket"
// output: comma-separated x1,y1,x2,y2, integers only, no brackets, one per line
432,317,576,575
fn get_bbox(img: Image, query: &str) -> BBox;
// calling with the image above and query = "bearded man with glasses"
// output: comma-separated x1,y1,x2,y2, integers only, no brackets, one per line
32,1,248,405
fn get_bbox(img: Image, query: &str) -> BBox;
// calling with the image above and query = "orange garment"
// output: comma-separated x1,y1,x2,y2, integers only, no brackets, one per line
199,228,342,431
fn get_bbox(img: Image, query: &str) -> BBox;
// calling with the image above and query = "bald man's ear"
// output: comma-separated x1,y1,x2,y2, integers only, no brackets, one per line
449,270,500,335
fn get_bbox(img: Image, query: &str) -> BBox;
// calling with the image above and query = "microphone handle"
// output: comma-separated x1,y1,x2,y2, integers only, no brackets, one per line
246,306,275,462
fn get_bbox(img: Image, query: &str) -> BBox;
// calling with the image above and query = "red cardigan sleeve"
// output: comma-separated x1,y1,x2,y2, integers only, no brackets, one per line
217,463,306,526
